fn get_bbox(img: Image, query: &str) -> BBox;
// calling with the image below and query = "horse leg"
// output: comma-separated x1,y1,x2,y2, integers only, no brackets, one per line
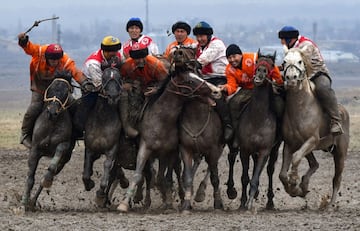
157,157,170,207
329,145,346,206
180,146,194,212
207,156,223,210
96,146,117,207
226,146,238,200
298,152,319,198
290,136,318,185
118,140,151,212
266,142,280,210
42,143,70,188
246,150,269,210
173,154,185,203
22,149,41,210
142,160,153,208
239,151,250,210
194,167,210,203
82,148,100,191
279,144,293,195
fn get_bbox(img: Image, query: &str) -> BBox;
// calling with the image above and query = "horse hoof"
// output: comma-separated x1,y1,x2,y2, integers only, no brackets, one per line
117,202,129,213
83,179,95,191
180,200,192,212
41,175,53,188
226,187,238,200
194,190,205,203
214,200,224,210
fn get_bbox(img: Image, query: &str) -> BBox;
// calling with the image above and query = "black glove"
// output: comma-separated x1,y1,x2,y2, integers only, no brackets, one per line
18,34,29,47
195,60,202,70
81,79,96,93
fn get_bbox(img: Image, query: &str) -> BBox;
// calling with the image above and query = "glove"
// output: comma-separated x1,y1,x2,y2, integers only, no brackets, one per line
81,79,96,93
18,33,29,47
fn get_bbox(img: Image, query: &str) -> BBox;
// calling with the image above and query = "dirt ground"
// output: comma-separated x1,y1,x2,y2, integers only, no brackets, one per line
0,145,359,231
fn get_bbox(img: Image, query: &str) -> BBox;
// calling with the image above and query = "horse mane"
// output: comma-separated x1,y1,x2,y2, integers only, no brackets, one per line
54,70,73,84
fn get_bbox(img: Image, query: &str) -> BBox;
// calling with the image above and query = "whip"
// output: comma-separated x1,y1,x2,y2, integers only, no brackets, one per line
24,16,60,34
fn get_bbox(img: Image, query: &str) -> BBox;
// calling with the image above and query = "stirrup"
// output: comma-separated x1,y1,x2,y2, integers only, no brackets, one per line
330,121,344,136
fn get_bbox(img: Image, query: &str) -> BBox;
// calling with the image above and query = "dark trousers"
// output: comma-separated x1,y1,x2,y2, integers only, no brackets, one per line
21,91,43,139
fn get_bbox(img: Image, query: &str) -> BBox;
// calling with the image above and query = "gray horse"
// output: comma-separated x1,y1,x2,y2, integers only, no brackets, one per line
21,76,75,210
280,47,350,208
227,52,281,210
117,53,220,212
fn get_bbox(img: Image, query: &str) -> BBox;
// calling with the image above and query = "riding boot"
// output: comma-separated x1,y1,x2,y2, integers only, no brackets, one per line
214,98,233,142
313,75,344,136
20,91,44,149
119,92,139,138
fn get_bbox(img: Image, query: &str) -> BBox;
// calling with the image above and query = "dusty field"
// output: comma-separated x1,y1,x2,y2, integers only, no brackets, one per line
0,145,359,230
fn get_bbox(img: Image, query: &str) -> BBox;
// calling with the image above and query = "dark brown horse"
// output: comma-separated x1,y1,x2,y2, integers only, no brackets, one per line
21,75,75,210
226,51,281,210
117,53,220,212
280,47,350,208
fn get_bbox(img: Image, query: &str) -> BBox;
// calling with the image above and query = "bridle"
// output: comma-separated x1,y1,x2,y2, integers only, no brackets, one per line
43,78,72,113
98,67,123,99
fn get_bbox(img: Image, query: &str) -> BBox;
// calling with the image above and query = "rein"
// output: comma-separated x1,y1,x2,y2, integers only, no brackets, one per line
166,75,206,98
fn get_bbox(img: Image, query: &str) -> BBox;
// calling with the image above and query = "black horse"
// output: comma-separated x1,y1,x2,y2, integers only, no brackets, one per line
226,51,281,210
21,75,75,210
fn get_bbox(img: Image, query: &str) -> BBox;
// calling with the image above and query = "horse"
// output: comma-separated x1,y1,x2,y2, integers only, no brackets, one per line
225,51,282,210
168,45,225,211
280,47,350,208
117,49,221,212
21,74,75,210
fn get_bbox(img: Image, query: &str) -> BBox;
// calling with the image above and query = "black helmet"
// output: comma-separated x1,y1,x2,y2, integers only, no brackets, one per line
193,21,213,36
172,21,191,35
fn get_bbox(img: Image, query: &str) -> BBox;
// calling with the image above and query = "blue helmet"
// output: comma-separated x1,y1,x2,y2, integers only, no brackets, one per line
126,17,143,32
193,21,213,36
278,26,299,46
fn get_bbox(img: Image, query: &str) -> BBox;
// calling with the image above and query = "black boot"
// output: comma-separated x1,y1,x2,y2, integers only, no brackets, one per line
214,98,233,142
119,92,139,138
20,92,44,149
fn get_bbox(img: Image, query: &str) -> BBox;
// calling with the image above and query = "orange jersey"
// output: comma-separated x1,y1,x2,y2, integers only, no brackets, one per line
225,52,283,95
21,41,85,94
120,55,168,91
163,37,197,58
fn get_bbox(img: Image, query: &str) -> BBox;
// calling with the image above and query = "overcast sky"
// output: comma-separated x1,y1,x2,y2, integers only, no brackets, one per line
2,0,359,35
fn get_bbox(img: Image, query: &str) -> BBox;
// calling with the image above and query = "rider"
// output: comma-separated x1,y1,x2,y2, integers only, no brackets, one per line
122,17,159,59
219,44,284,147
17,32,94,149
120,42,169,96
192,21,233,142
164,21,197,59
83,35,138,138
278,26,343,135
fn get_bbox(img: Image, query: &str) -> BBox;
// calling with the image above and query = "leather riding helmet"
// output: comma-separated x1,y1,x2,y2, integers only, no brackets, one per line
193,21,213,36
129,42,149,59
101,36,122,52
172,21,191,35
45,44,64,60
278,26,299,46
126,17,143,32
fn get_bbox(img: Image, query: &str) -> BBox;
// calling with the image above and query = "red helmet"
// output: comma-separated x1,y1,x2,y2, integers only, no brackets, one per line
129,42,149,59
45,44,64,60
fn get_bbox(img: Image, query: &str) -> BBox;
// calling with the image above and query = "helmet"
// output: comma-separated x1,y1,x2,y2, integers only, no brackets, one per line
45,44,63,60
101,36,121,52
126,17,143,32
129,42,149,59
172,21,191,35
278,26,299,39
193,21,213,36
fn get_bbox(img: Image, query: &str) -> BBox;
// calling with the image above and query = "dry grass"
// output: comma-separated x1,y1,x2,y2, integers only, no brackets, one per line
0,109,25,150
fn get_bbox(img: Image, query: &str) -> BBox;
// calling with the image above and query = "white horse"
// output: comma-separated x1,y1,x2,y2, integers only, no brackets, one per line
279,47,350,208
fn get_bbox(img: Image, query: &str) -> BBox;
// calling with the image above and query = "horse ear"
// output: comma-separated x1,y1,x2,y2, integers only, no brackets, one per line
273,51,277,62
257,48,261,57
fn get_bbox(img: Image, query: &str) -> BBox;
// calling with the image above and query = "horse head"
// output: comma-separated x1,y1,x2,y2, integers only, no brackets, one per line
171,45,197,72
283,48,308,90
44,76,73,120
99,67,123,105
254,49,276,87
